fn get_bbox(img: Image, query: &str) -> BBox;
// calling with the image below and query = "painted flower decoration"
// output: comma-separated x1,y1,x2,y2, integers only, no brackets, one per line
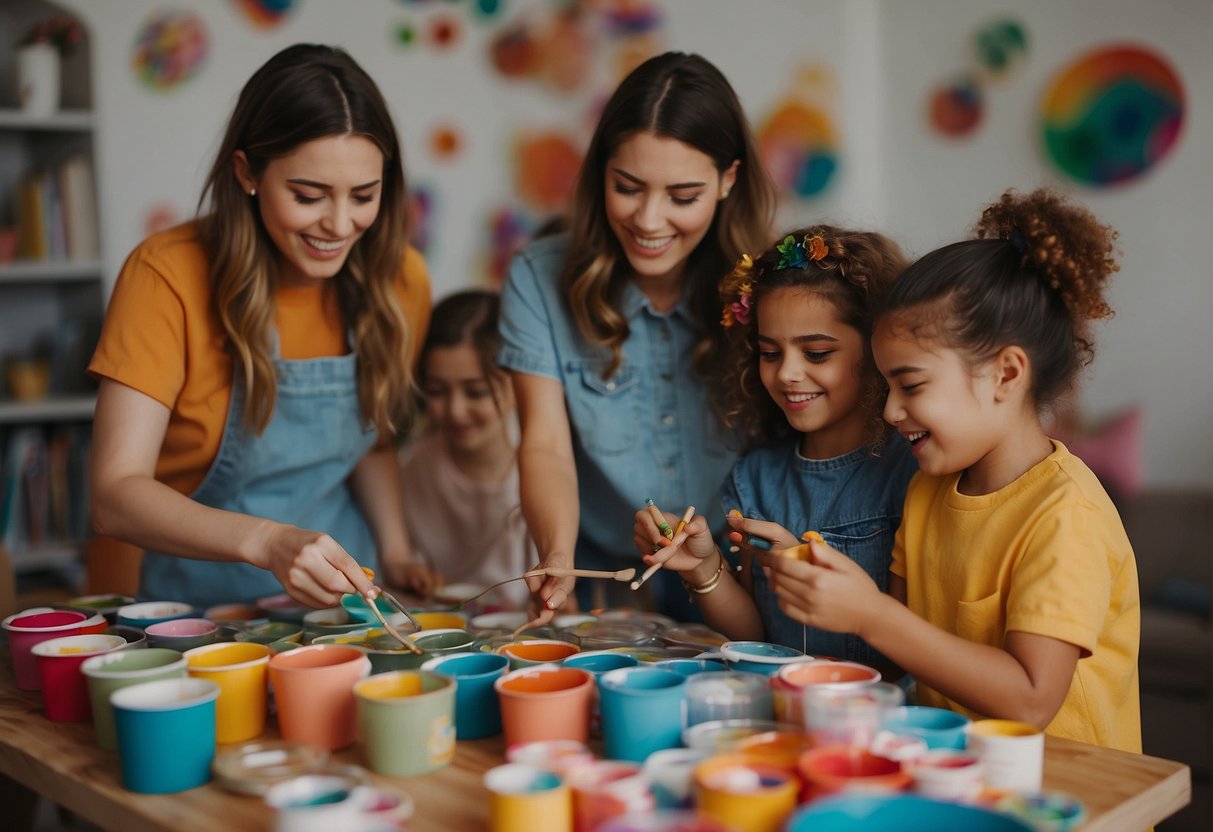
720,254,756,328
775,235,808,270
806,234,828,261
729,287,753,326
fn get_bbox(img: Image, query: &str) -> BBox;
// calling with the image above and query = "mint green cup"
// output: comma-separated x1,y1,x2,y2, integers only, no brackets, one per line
355,670,456,776
82,647,188,751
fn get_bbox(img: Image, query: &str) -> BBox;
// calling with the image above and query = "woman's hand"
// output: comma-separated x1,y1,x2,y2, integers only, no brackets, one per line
632,509,715,573
521,552,578,628
260,525,377,608
760,538,884,635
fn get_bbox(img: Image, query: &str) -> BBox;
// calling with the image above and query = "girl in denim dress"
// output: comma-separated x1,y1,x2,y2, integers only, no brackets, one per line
636,226,917,663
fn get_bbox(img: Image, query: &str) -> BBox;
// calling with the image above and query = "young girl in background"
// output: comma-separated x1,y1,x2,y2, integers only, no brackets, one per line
636,226,917,665
401,290,534,608
767,189,1140,752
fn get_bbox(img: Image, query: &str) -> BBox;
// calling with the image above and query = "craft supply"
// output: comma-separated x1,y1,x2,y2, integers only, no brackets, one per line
212,740,331,796
970,719,1045,793
484,763,573,832
357,568,424,654
632,506,695,591
448,567,636,612
645,498,675,540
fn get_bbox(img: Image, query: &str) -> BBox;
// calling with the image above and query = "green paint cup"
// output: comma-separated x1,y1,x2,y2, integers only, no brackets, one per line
355,670,456,776
81,647,188,751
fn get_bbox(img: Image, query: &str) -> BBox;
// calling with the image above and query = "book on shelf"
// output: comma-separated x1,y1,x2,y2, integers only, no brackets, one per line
13,154,99,263
0,424,91,557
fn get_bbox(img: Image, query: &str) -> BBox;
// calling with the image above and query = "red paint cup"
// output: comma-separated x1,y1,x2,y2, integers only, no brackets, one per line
32,634,128,721
3,608,104,690
797,745,911,802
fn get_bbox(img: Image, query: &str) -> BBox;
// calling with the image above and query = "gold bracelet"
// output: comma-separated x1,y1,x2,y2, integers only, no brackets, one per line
683,555,726,597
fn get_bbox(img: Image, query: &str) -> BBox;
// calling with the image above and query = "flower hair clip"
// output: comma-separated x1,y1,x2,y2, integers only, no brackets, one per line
775,233,829,271
720,254,755,328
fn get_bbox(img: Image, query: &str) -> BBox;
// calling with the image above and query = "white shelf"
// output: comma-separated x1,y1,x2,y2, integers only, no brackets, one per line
0,109,94,131
0,260,104,283
0,394,95,424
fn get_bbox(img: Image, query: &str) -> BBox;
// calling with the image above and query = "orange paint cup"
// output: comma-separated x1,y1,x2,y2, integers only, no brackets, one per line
797,745,911,802
495,664,594,747
770,659,880,726
498,639,581,670
184,641,271,744
270,644,371,750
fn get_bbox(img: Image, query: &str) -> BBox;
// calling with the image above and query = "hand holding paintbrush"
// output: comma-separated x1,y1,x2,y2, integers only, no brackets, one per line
632,503,695,590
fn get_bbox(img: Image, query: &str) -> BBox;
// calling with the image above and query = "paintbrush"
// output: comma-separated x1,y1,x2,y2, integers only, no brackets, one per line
446,566,637,611
631,505,695,591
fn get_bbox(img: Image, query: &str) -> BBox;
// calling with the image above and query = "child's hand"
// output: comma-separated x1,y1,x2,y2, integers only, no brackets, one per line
633,510,715,572
761,538,884,635
725,510,799,556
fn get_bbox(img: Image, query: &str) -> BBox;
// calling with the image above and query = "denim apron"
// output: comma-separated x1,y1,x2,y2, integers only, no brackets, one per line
139,343,378,607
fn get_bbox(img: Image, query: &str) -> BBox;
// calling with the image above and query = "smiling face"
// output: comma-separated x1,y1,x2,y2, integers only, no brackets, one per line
235,133,384,288
873,319,1003,479
603,131,736,287
421,343,513,458
756,287,868,459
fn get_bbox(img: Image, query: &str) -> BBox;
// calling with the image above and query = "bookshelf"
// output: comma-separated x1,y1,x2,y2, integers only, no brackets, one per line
1,1,99,581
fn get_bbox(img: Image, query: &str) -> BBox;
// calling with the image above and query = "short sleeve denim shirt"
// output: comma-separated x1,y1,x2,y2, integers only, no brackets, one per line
723,436,918,664
499,234,736,568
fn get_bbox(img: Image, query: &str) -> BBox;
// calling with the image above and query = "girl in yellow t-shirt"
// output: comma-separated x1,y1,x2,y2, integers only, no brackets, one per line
763,188,1141,752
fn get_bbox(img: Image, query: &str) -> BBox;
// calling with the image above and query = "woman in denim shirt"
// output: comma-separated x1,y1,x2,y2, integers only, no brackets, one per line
499,52,775,620
637,226,917,664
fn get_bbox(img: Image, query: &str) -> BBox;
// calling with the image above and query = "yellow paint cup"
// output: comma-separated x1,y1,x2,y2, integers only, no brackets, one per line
183,641,270,744
484,763,572,832
411,611,468,630
694,754,798,832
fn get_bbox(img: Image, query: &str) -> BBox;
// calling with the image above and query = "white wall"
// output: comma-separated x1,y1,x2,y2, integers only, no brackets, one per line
56,0,1213,489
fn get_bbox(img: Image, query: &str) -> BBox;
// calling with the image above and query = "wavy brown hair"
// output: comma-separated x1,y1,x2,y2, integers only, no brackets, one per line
561,51,775,380
197,44,415,436
717,226,908,451
879,188,1119,408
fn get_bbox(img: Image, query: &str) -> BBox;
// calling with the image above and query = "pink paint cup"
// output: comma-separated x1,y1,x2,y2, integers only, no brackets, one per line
3,608,106,690
32,634,128,721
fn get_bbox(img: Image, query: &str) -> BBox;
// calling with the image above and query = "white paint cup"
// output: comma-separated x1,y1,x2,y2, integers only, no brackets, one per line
969,719,1044,793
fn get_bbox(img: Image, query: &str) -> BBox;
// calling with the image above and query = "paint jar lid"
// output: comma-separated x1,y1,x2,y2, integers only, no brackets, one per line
213,740,331,795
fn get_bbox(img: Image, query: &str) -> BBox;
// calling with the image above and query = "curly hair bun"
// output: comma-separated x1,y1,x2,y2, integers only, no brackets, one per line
975,188,1119,322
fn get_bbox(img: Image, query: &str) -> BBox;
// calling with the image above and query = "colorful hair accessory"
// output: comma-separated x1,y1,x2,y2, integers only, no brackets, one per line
774,234,829,271
720,254,755,328
806,235,828,262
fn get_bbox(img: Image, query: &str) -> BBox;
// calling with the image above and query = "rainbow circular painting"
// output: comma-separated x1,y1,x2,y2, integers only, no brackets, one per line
1040,45,1184,187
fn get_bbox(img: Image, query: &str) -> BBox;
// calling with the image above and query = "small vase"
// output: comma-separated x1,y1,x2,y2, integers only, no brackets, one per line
17,43,61,118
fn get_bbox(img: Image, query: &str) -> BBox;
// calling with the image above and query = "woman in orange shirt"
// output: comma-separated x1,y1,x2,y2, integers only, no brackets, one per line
89,44,439,609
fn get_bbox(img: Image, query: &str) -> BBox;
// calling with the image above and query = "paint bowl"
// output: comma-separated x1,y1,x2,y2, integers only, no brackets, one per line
144,617,222,652
411,627,476,656
66,594,136,623
116,601,195,629
719,640,810,676
105,624,149,650
683,719,800,753
339,593,407,627
235,621,304,646
302,607,367,640
596,608,675,632
606,645,701,663
3,608,108,690
497,638,581,669
410,610,469,631
311,628,429,673
660,623,730,651
256,593,312,624
785,794,1035,831
211,739,330,796
566,620,655,651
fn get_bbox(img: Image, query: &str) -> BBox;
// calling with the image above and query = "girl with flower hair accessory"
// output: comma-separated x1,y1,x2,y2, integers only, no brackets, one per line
636,225,917,664
766,189,1140,752
500,52,775,623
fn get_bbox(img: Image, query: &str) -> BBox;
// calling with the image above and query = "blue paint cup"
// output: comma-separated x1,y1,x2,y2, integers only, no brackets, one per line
882,705,972,749
421,651,510,740
111,676,220,793
564,650,642,738
653,657,728,677
719,640,808,676
786,794,1035,831
598,667,687,762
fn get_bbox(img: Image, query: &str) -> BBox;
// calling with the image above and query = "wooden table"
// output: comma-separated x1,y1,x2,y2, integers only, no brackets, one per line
0,656,1190,832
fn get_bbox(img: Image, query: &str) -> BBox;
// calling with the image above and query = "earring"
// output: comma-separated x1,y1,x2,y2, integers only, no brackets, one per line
720,189,730,200
248,189,256,197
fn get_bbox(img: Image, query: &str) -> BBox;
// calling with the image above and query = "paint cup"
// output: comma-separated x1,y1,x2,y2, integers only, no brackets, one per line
565,620,653,651
684,671,774,728
411,610,469,630
82,647,188,751
969,719,1045,793
882,705,972,750
411,627,477,657
485,762,573,832
495,664,594,747
499,639,581,669
905,749,985,801
506,739,595,775
355,670,456,776
66,593,136,623
598,667,687,762
302,607,367,640
641,748,710,809
771,659,880,726
797,745,912,801
145,617,221,651
422,650,510,739
596,811,736,832
735,730,816,771
785,794,1039,831
116,601,194,628
3,608,103,690
683,719,800,753
694,754,799,832
652,657,727,677
563,650,640,737
270,644,371,750
719,640,810,676
111,677,221,793
264,773,371,832
567,760,653,832
185,641,271,744
803,681,904,748
312,628,429,673
993,791,1087,831
105,624,149,650
32,634,128,721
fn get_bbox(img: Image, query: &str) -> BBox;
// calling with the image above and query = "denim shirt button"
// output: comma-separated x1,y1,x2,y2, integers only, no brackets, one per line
661,414,676,426
605,380,617,391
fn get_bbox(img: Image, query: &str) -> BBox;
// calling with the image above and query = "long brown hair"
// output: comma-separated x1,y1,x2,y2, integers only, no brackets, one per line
561,51,775,379
197,44,415,436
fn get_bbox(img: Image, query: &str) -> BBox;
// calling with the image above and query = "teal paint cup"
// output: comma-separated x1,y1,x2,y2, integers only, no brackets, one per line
422,650,510,739
82,647,187,751
598,666,687,762
111,677,220,793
